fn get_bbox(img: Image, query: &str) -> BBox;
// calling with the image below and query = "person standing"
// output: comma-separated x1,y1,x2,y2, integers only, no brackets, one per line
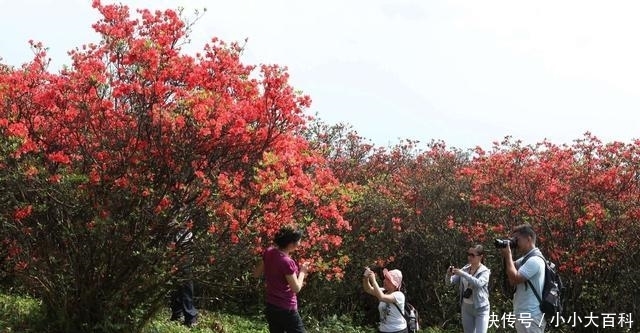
253,226,309,333
362,267,408,333
500,224,546,333
446,244,491,333
170,281,198,327
170,229,198,327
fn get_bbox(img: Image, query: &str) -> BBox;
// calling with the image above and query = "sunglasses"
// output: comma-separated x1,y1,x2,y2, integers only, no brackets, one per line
467,252,481,257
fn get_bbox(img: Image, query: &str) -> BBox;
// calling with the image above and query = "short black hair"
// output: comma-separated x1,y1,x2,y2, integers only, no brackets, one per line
513,224,537,243
274,226,303,249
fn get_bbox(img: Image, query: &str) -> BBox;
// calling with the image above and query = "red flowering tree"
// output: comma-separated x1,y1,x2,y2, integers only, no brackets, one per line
305,122,472,325
356,140,472,326
0,2,350,332
456,134,640,318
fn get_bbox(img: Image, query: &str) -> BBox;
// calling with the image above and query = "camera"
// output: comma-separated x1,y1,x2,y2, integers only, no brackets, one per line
462,288,473,298
494,237,517,249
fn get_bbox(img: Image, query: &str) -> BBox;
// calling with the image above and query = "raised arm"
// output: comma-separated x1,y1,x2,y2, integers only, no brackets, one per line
363,273,375,295
285,262,309,294
446,265,461,285
456,269,490,288
369,274,399,304
502,247,528,286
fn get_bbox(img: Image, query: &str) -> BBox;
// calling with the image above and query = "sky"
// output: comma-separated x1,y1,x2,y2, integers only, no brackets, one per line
1,0,640,150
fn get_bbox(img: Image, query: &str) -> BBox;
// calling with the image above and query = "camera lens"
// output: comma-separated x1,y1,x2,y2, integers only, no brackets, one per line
494,239,508,248
494,237,518,249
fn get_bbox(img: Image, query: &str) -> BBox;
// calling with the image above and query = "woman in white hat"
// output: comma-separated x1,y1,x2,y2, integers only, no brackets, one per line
363,267,408,333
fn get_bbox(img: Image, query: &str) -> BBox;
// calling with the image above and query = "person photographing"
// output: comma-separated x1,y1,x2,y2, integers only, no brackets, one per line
498,224,546,333
362,266,408,333
253,226,310,333
446,244,491,333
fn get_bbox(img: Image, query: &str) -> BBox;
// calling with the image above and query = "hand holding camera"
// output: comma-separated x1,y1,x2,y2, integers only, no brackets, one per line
494,237,517,249
447,265,462,276
494,236,518,257
363,267,373,278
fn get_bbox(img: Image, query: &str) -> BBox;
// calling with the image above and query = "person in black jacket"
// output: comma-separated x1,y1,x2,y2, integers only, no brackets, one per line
169,229,198,327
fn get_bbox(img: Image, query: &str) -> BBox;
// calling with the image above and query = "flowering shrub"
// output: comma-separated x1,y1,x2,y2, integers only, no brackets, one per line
454,134,640,321
0,2,349,332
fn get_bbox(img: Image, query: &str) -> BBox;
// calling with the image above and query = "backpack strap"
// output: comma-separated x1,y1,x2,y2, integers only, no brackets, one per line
527,280,543,305
523,254,546,306
392,301,410,328
392,301,405,316
518,249,543,288
518,249,542,268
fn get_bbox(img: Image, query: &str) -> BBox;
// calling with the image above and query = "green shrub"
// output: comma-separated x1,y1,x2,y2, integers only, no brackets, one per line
0,293,46,332
0,292,377,333
303,314,375,333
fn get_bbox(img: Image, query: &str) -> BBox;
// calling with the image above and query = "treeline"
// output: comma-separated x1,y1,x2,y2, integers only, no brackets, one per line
234,124,638,333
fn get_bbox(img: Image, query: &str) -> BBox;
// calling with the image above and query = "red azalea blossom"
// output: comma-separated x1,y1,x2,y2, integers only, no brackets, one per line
13,205,33,221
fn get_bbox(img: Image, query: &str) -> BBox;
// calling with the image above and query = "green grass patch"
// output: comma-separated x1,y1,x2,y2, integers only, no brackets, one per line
0,292,46,332
0,292,460,333
0,292,376,333
144,311,380,333
143,311,269,333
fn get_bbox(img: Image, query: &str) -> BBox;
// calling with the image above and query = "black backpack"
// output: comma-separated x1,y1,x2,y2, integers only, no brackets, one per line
522,253,564,320
393,301,419,333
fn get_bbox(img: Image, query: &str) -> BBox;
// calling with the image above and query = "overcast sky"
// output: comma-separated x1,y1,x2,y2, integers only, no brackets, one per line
2,0,639,150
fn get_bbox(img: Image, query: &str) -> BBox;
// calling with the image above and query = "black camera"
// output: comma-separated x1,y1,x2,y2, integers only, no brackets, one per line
494,237,517,249
462,288,473,298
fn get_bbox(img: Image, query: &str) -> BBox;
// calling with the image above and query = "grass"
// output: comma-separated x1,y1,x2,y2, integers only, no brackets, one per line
144,310,384,333
0,292,460,333
0,292,376,333
0,293,46,332
144,311,456,333
143,311,269,333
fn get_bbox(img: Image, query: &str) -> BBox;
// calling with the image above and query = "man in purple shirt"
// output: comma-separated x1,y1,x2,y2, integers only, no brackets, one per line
254,226,310,333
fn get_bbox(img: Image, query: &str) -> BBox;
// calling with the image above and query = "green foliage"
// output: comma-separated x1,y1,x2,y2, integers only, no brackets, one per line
0,292,46,332
1,2,350,332
296,273,367,321
143,312,268,333
0,292,381,333
300,121,640,332
298,314,374,333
